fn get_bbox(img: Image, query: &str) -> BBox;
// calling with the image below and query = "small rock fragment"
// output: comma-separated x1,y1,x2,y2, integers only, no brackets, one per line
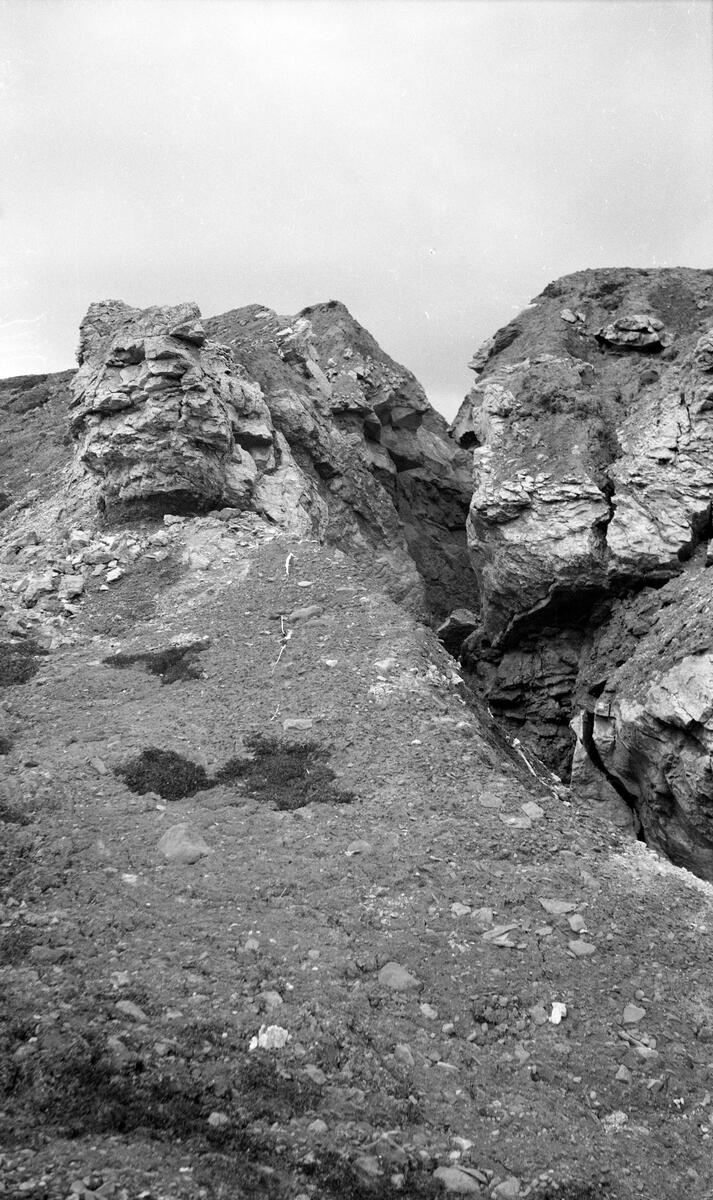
115,999,149,1023
378,961,421,991
451,902,472,918
499,813,531,829
420,1002,439,1020
567,913,586,932
345,839,372,856
207,1111,230,1127
521,800,544,820
282,718,313,731
433,1166,481,1194
288,604,322,623
158,823,211,865
550,1002,567,1025
623,1004,646,1024
539,898,577,915
494,1178,521,1200
248,1024,290,1051
568,940,596,957
394,1043,415,1068
615,1065,632,1083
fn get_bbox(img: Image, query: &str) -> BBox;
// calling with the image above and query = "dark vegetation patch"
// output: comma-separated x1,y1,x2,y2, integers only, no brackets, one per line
0,640,48,686
115,747,211,800
0,1007,438,1199
0,797,31,825
0,734,13,754
116,736,356,810
0,830,33,893
0,925,36,966
103,640,207,685
215,734,357,811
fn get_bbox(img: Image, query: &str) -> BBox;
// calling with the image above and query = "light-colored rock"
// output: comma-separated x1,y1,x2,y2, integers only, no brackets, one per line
157,823,211,865
433,1166,482,1194
378,961,421,991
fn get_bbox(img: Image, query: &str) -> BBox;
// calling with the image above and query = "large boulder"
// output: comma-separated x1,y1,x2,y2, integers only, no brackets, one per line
452,266,713,875
68,300,323,535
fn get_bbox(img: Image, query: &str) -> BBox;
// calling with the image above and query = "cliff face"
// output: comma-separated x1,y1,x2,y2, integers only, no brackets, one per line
451,266,713,876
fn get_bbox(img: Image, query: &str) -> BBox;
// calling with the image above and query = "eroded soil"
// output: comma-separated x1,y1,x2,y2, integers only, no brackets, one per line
2,527,713,1200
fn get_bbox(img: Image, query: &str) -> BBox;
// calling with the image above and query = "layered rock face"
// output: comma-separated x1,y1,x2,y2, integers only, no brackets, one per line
206,300,473,613
452,266,713,876
64,297,472,612
69,301,324,535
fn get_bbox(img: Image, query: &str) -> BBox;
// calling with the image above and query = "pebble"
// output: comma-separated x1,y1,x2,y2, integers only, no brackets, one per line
308,1118,328,1133
105,567,123,583
494,1177,521,1199
394,1042,415,1067
433,1166,481,1194
288,604,322,623
283,718,313,731
568,940,596,957
157,823,211,865
521,801,544,820
567,914,587,932
451,902,472,918
539,898,576,915
261,990,283,1011
207,1111,230,1127
550,1002,567,1025
420,1002,439,1019
345,839,372,856
623,1004,646,1024
615,1065,632,1083
115,999,149,1023
499,813,531,830
378,961,421,991
479,794,502,809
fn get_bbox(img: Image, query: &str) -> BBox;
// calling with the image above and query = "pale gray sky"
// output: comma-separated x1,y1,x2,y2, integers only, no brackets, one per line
2,0,712,418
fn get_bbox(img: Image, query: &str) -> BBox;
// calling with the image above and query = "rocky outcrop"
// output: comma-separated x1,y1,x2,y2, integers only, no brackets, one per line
206,300,473,613
48,297,473,614
452,266,713,876
69,301,324,536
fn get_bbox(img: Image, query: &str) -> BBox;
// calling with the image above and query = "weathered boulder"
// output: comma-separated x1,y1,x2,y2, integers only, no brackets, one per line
206,301,474,614
69,300,323,535
453,266,713,875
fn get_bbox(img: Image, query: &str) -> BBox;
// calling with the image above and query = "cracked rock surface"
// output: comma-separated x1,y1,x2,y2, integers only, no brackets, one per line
452,266,713,877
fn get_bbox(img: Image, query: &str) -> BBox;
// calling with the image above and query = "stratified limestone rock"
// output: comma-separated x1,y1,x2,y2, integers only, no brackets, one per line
69,300,324,534
453,266,713,874
206,300,474,614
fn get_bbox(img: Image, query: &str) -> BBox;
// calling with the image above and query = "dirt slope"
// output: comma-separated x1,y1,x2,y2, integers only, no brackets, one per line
2,515,713,1200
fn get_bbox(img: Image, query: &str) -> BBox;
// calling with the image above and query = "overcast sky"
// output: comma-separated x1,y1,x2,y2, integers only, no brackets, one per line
2,0,712,418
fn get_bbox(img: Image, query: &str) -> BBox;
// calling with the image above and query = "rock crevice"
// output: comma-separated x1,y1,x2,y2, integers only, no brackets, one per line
452,266,713,878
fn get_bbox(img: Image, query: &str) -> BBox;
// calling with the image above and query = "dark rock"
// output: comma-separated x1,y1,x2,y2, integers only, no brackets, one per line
453,266,713,877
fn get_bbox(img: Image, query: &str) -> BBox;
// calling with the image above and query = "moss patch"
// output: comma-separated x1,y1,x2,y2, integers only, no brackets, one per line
216,734,356,811
115,747,210,800
103,641,207,685
0,640,48,687
115,736,356,810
